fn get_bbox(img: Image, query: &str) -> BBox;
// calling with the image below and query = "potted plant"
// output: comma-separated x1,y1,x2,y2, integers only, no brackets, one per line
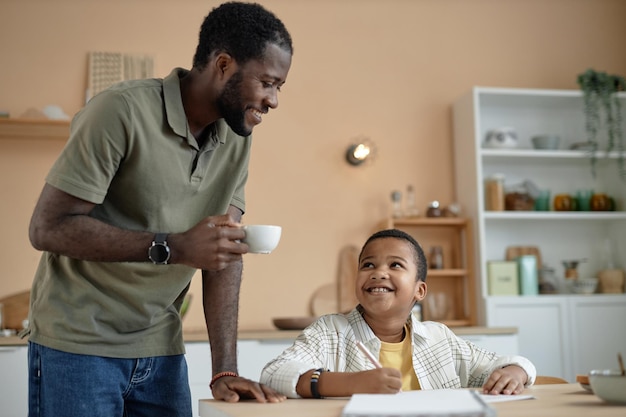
577,68,626,179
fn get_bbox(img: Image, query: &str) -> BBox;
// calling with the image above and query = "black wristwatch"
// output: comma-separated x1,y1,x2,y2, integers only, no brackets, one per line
148,233,171,264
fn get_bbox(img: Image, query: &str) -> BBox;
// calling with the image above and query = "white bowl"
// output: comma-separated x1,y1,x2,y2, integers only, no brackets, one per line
531,135,561,150
589,369,626,404
572,277,598,294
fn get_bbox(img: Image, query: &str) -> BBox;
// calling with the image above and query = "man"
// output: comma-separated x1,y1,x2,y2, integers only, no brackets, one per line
25,2,293,416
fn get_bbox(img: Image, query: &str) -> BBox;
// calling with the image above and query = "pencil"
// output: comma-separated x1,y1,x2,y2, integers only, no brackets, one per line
356,340,382,369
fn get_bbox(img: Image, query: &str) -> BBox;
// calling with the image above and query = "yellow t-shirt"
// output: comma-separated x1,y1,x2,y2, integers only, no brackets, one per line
379,325,421,391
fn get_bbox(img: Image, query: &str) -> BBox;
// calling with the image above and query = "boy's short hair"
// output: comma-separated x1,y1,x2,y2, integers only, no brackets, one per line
193,1,293,70
359,229,428,282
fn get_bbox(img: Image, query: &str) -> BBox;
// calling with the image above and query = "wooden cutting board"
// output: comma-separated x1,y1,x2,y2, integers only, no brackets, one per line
337,245,359,313
309,283,337,316
0,289,30,330
506,246,542,268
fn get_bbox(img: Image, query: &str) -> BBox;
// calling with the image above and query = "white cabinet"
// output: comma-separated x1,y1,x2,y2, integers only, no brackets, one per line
0,345,28,417
453,87,626,382
486,296,571,379
486,294,626,382
568,295,626,377
461,333,518,356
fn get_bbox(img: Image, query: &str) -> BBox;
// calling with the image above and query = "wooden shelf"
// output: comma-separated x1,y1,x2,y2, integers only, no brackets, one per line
427,269,468,277
441,319,472,328
0,118,70,141
383,217,469,227
380,217,477,326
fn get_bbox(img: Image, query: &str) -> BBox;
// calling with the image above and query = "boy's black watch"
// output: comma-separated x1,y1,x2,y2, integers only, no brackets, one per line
148,233,170,264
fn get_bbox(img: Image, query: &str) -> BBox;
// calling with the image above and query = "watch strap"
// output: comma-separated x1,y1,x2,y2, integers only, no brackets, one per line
154,233,168,244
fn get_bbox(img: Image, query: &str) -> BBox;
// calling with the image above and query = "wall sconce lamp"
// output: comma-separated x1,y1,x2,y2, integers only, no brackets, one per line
345,138,376,166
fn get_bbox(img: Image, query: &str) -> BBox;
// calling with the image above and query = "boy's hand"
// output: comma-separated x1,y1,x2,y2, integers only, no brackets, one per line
355,368,402,393
482,365,528,395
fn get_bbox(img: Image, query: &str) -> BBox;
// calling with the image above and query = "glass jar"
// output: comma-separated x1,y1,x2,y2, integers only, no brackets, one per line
590,193,611,211
553,194,573,211
390,190,403,218
484,174,505,211
405,185,420,217
426,201,442,217
429,246,444,269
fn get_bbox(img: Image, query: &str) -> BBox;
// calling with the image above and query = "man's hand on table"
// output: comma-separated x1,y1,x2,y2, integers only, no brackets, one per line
211,376,287,403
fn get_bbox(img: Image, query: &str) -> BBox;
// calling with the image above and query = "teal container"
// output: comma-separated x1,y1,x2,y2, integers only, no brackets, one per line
518,255,539,295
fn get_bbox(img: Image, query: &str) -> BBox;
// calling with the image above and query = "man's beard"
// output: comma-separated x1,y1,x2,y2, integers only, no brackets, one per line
216,71,250,137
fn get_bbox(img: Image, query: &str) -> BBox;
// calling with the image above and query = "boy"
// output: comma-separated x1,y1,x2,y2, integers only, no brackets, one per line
261,229,536,398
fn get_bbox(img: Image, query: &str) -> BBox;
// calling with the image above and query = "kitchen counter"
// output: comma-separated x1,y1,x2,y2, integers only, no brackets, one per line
0,326,517,347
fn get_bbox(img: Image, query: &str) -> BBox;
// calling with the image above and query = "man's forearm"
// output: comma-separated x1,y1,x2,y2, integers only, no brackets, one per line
203,260,243,374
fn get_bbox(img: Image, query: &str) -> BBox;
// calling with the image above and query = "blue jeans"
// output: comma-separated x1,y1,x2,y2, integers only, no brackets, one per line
28,342,192,417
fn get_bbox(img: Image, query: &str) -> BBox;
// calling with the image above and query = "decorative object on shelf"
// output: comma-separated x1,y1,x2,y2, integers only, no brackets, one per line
553,193,574,211
442,202,462,217
531,134,561,150
504,180,540,211
538,264,559,294
562,259,586,280
597,269,625,293
404,185,420,217
424,292,450,321
487,261,519,296
483,127,518,149
577,68,626,179
428,246,444,269
505,246,542,270
518,255,539,296
484,174,505,211
590,192,615,211
505,191,534,211
345,136,376,166
572,277,598,294
425,200,442,217
534,190,551,211
42,105,70,120
575,189,593,211
390,190,403,218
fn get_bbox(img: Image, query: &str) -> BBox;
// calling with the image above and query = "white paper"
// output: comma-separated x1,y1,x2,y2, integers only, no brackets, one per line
342,389,495,417
478,393,535,403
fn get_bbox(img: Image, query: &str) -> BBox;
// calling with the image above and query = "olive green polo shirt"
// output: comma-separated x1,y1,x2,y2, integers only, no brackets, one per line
28,68,251,358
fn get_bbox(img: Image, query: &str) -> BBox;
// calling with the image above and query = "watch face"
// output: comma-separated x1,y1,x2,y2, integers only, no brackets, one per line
150,243,170,264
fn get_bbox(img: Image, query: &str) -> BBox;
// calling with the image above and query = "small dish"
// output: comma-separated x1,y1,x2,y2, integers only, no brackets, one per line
531,135,561,150
272,316,317,330
572,278,598,294
570,141,595,151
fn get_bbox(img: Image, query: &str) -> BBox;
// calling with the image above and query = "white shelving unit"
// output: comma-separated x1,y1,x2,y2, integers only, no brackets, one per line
452,87,626,382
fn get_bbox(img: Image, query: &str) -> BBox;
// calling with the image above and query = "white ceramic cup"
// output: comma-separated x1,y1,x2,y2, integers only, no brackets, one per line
242,225,282,254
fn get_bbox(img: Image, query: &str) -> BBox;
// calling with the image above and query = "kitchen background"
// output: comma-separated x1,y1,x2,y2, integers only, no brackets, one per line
1,0,626,331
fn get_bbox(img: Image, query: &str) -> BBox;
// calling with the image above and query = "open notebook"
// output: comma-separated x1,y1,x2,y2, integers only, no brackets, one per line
342,389,495,417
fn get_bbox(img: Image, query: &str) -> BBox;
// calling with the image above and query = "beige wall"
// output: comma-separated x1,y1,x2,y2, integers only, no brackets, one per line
1,0,625,331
